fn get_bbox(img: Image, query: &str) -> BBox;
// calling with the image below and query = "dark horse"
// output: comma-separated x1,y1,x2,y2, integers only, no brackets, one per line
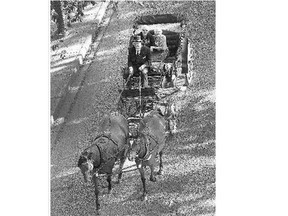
77,112,129,213
127,110,166,201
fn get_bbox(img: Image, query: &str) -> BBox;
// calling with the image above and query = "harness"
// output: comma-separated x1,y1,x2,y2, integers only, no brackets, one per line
84,134,124,176
93,134,118,147
136,129,160,163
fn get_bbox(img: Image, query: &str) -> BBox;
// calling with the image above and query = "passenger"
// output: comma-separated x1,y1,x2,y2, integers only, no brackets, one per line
124,35,151,89
161,63,174,88
138,25,155,48
150,28,169,61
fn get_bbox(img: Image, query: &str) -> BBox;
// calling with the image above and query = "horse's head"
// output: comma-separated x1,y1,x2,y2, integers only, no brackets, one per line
77,151,94,182
127,132,149,161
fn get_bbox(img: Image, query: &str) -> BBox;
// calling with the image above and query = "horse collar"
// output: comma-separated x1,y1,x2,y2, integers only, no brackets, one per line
95,144,103,167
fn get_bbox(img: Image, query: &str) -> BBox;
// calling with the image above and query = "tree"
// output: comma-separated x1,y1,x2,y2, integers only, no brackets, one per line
51,1,65,35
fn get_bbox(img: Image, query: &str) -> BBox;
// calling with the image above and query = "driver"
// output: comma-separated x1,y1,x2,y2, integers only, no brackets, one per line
124,35,151,89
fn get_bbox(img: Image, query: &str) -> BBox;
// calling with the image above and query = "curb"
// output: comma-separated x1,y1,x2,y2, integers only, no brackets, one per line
77,1,110,66
51,3,114,146
51,1,110,125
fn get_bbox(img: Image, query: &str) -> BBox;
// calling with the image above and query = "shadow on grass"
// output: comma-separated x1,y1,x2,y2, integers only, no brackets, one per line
114,165,215,215
51,20,98,48
171,140,215,158
51,56,77,71
51,160,215,215
51,32,66,42
50,59,78,91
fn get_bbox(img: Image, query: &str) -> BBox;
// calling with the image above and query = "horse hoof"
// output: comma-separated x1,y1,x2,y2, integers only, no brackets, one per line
157,171,162,175
115,180,120,184
150,176,157,182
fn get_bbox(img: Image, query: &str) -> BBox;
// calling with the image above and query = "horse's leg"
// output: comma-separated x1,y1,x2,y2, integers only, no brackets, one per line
149,157,157,182
138,166,147,201
92,174,100,212
157,151,163,175
106,174,112,194
170,118,177,134
117,155,126,184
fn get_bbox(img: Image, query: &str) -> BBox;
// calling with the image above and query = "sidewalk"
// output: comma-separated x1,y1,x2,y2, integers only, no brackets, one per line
50,1,110,124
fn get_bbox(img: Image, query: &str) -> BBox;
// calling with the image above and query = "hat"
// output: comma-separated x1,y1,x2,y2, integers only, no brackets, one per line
133,35,142,43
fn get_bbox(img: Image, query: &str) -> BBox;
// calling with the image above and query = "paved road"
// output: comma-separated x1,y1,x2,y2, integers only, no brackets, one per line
50,5,138,216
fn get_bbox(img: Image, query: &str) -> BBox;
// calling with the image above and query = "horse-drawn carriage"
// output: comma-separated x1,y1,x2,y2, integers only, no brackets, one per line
118,13,193,135
77,14,194,214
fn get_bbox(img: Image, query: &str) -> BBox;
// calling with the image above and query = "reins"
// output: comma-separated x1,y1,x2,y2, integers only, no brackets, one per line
139,71,143,118
115,74,132,105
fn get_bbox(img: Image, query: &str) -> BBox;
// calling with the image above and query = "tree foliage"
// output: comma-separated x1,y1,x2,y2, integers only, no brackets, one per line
51,1,65,35
50,1,96,36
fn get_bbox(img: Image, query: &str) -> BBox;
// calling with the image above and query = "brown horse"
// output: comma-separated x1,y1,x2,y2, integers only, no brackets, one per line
127,110,166,201
77,112,129,213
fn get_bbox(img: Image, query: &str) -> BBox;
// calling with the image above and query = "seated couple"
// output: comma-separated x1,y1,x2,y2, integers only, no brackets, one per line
129,26,169,61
